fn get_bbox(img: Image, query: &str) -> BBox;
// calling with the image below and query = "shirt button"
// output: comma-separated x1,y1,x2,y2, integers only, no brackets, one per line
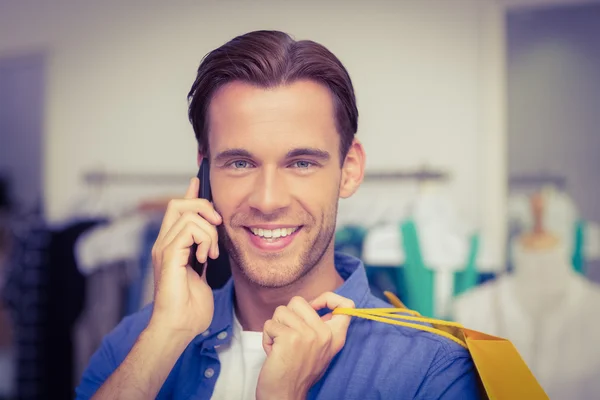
217,331,228,340
204,368,215,379
201,330,210,337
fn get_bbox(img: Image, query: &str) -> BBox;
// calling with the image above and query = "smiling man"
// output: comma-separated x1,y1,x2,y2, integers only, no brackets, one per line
76,30,480,399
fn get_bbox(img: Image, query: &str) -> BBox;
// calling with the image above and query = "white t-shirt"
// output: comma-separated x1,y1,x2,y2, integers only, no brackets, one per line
211,314,267,400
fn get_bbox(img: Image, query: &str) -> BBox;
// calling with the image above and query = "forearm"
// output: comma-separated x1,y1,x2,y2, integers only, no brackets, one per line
91,324,193,399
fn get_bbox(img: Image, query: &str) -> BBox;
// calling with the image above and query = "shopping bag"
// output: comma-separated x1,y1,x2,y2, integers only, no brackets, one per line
333,291,548,400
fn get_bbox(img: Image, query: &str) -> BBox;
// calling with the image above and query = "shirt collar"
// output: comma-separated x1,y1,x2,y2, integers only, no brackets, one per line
192,252,370,346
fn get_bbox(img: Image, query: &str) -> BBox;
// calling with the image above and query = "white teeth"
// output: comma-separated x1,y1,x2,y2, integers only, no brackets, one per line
250,227,298,238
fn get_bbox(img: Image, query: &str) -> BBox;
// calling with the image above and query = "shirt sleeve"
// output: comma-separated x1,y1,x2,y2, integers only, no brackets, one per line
75,337,119,400
74,306,152,399
415,349,482,399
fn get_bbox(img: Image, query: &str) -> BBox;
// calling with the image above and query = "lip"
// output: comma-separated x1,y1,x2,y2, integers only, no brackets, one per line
245,226,302,252
245,224,300,229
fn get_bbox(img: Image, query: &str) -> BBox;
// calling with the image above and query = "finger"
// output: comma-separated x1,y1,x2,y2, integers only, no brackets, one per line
156,198,222,243
156,177,198,243
162,212,219,259
272,305,310,332
310,292,354,340
195,236,212,264
162,221,212,268
310,292,355,312
287,296,323,327
184,177,199,199
262,319,293,356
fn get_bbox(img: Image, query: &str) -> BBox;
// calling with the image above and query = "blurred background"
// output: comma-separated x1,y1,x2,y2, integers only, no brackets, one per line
0,0,599,399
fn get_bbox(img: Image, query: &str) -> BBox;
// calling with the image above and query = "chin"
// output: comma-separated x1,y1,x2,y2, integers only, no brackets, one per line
238,256,308,289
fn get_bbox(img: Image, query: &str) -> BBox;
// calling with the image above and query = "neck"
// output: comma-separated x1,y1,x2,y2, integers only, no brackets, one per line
232,246,344,332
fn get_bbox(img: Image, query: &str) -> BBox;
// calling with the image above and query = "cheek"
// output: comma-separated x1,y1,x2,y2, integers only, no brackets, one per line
210,179,247,218
288,174,340,213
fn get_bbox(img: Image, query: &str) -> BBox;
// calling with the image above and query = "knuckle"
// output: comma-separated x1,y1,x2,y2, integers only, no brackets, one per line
196,198,210,208
305,329,317,343
167,199,178,210
184,221,198,233
264,319,273,330
288,331,301,345
274,305,287,316
289,296,304,307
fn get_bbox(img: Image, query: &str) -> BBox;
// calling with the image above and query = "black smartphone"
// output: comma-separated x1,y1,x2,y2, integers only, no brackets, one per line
191,158,231,288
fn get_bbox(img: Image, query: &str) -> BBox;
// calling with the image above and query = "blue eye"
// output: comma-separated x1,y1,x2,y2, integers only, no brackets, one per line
293,161,313,169
232,160,250,169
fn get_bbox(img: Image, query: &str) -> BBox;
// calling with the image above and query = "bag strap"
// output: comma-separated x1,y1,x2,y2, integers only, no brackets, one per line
333,291,468,349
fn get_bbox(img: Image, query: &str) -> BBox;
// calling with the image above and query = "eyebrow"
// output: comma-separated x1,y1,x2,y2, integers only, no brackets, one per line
213,148,254,164
285,148,331,161
214,147,331,163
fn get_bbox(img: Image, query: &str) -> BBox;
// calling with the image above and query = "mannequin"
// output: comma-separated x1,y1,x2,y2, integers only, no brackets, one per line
511,192,571,318
452,191,600,400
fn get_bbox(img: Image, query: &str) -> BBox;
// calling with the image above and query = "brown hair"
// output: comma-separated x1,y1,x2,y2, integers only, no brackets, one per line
187,30,358,163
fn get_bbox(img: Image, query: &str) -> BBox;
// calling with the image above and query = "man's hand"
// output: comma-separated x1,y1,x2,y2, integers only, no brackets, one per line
148,176,222,340
91,177,223,400
256,292,355,400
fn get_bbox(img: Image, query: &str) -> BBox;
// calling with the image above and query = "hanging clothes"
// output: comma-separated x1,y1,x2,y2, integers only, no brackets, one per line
73,261,130,384
2,211,51,400
399,220,435,317
572,220,585,275
453,235,480,297
399,220,480,319
2,214,105,400
452,240,600,400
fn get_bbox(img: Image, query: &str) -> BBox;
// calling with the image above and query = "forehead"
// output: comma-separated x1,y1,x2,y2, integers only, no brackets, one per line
207,80,339,158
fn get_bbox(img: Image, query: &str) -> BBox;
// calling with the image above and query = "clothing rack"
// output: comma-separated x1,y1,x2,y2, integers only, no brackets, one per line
83,166,451,185
83,171,192,185
363,167,450,182
509,173,566,190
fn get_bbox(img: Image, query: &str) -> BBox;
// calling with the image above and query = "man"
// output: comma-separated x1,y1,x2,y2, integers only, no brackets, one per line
76,30,480,399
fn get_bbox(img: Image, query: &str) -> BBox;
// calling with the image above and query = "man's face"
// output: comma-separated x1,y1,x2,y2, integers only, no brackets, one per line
207,80,343,288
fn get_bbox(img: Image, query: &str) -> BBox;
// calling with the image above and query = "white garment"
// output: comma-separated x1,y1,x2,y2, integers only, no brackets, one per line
212,314,266,400
74,213,151,275
362,223,406,266
452,242,600,400
362,186,473,318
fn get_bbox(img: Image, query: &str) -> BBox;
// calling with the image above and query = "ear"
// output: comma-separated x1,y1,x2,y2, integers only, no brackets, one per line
339,139,366,199
197,147,206,167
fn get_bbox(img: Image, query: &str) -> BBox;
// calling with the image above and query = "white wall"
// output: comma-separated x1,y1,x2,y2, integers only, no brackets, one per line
0,0,507,265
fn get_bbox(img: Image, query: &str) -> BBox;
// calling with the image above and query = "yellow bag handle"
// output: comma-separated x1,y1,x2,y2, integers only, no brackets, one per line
333,291,468,349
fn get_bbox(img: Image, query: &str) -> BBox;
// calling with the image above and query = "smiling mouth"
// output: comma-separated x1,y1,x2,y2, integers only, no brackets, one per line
245,227,301,242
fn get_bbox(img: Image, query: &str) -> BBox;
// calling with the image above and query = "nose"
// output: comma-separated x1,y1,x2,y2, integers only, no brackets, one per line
247,166,291,215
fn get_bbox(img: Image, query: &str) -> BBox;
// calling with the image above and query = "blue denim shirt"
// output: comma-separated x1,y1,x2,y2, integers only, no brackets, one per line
76,252,480,399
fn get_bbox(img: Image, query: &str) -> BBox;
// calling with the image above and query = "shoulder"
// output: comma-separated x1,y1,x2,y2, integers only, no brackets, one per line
332,294,480,399
75,305,154,399
354,294,471,358
104,304,154,359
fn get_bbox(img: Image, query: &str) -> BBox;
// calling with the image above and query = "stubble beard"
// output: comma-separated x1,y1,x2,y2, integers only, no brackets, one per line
219,202,338,289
